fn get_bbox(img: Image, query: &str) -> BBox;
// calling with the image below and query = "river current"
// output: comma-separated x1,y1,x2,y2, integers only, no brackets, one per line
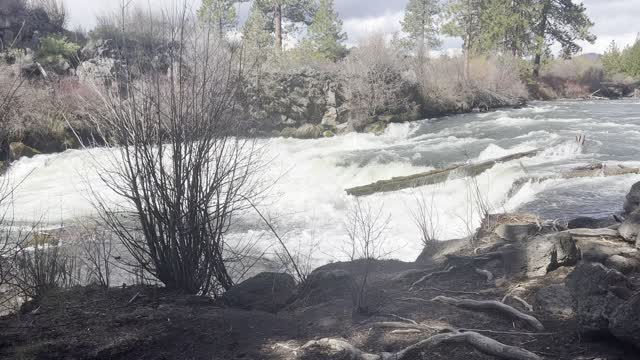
6,100,640,268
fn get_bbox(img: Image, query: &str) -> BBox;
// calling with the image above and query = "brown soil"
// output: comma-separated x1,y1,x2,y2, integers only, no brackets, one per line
1,240,638,360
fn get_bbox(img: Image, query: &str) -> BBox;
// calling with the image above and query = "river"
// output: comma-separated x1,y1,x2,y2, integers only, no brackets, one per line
5,100,640,269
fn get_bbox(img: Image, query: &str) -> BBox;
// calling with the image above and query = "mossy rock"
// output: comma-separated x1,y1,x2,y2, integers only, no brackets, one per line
323,130,335,138
280,127,298,138
364,121,388,136
10,142,41,160
293,124,323,139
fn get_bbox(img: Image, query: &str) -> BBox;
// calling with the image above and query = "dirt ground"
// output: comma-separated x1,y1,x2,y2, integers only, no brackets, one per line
0,257,638,360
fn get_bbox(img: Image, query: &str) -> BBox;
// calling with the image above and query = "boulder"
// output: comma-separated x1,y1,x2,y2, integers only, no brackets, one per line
609,294,640,346
525,232,580,277
295,269,356,306
566,263,632,333
618,210,640,245
494,223,538,242
293,124,323,139
9,142,40,160
535,284,573,317
605,255,640,275
222,272,296,313
623,181,640,214
321,107,338,127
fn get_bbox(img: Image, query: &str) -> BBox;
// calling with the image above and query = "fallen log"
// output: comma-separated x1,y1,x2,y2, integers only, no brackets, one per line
346,150,539,196
432,296,544,331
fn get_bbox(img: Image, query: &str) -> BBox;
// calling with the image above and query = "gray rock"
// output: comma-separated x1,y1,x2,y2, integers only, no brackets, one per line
293,124,323,139
535,284,574,317
494,223,538,242
321,107,338,127
609,294,640,346
618,210,640,244
222,272,296,313
566,263,632,333
605,255,640,275
525,232,580,277
624,181,640,214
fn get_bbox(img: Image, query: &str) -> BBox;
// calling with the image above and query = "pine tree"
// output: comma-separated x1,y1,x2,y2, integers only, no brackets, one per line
304,0,347,61
243,2,273,64
602,41,623,75
532,0,595,77
479,0,536,56
198,0,237,36
401,0,441,61
442,0,484,79
255,0,316,52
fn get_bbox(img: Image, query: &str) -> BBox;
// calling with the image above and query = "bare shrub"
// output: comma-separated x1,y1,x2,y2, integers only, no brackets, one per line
90,6,264,296
12,239,78,300
30,0,68,28
409,190,440,251
78,225,114,288
344,199,391,313
341,34,417,130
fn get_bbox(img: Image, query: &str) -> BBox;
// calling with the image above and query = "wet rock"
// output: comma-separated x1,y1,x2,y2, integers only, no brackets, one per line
222,272,296,313
566,263,632,333
525,232,580,277
494,223,538,242
293,124,323,139
321,107,338,127
618,210,640,245
605,255,640,275
9,142,40,160
623,181,640,214
535,284,574,317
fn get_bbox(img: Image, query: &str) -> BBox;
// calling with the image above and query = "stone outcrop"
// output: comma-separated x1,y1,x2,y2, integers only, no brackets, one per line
524,232,580,277
618,210,640,246
623,181,640,214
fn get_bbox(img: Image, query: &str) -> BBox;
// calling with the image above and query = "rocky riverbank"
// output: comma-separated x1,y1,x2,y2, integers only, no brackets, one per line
2,181,640,359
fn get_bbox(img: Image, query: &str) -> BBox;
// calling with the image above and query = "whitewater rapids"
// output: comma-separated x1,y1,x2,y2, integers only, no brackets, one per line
5,100,640,269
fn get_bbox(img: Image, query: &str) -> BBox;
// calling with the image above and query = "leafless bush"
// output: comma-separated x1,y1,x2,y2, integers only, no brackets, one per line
90,6,264,296
344,199,391,313
458,175,491,247
409,190,440,250
79,226,114,288
30,0,68,28
12,238,78,300
341,34,416,130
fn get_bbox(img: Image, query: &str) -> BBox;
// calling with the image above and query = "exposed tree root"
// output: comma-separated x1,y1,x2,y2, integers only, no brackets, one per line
475,268,494,283
432,296,544,331
298,331,543,360
409,266,456,290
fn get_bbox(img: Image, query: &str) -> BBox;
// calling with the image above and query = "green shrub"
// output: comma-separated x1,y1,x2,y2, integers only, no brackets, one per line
35,36,79,66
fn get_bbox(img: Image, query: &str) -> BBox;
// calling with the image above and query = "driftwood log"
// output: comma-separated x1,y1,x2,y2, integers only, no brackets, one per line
345,150,539,196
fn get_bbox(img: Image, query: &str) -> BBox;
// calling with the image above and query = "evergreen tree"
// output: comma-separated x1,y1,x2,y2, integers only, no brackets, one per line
532,0,595,77
198,0,237,36
401,0,441,62
479,0,536,56
602,40,623,75
255,0,316,52
304,0,347,61
442,0,484,79
243,2,273,64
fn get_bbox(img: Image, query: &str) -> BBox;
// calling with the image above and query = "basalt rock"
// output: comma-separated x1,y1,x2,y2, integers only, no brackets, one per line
524,232,580,277
222,272,296,313
624,181,640,214
618,210,640,245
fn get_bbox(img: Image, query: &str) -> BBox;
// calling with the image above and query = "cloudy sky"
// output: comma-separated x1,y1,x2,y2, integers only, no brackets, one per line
66,0,639,54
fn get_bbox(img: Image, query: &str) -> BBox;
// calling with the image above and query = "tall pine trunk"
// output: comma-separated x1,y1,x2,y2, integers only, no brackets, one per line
533,0,551,78
274,4,282,51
